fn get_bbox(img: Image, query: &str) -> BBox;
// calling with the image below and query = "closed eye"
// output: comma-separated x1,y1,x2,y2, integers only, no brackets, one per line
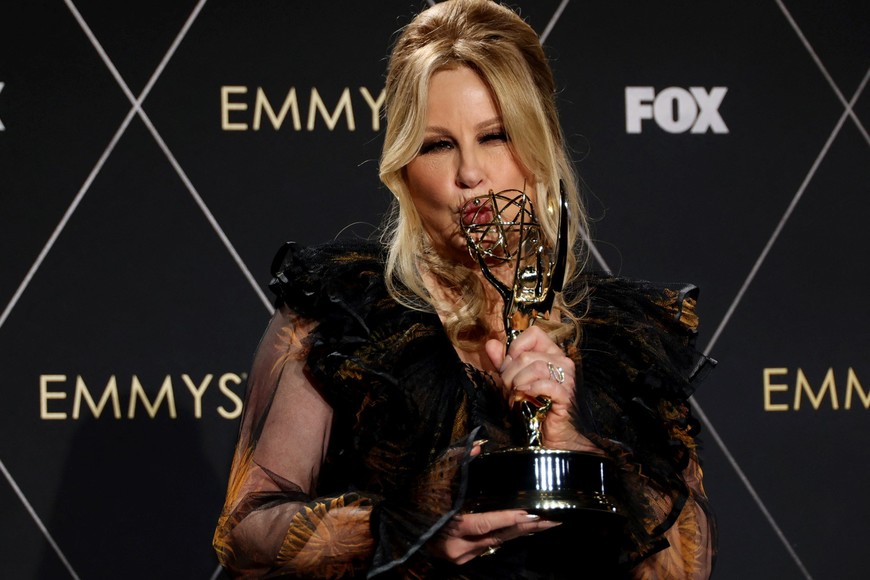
480,130,508,144
419,139,453,154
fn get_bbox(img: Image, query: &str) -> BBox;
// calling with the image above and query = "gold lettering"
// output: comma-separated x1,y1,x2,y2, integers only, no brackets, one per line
73,375,121,419
221,85,249,130
218,373,244,419
763,368,789,411
794,368,839,411
358,87,385,131
182,374,212,419
307,87,355,131
39,374,68,420
845,368,869,410
253,87,301,131
128,375,177,419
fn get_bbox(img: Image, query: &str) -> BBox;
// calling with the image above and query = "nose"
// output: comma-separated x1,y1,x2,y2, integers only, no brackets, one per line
456,149,485,190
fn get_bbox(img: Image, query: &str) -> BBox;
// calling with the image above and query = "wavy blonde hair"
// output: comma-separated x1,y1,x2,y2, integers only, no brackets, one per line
379,0,590,346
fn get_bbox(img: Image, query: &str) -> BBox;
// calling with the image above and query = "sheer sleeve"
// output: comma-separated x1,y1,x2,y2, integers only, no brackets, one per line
214,241,483,578
213,306,376,578
630,454,715,579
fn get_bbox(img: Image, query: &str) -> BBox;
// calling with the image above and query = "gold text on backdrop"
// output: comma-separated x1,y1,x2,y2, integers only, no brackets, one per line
38,373,244,420
220,86,385,132
763,367,867,411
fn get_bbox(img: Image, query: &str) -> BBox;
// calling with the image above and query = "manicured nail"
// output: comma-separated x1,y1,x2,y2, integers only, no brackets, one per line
500,354,513,373
523,514,540,521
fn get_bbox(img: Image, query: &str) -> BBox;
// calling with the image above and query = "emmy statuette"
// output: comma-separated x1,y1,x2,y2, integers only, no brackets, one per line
460,186,622,522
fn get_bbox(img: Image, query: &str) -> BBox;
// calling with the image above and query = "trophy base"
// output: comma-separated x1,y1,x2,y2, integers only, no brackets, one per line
464,448,623,523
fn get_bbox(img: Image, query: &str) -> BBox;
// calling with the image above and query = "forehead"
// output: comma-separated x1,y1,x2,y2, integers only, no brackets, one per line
425,66,500,126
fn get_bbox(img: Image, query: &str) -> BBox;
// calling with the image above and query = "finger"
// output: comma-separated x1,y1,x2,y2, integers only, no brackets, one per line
485,338,506,371
505,326,563,359
451,510,537,537
499,518,562,541
512,379,574,408
476,518,563,557
440,516,562,565
503,355,574,391
509,358,573,390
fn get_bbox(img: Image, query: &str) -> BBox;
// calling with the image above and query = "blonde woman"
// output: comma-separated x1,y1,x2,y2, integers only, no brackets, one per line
215,1,715,577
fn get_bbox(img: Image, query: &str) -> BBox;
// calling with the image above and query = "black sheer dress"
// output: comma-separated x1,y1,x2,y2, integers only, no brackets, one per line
214,240,716,578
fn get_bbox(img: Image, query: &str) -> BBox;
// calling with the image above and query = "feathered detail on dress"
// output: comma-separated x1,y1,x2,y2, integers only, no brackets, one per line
214,240,716,578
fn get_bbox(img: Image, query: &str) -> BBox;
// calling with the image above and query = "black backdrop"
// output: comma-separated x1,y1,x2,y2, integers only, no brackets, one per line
1,1,867,578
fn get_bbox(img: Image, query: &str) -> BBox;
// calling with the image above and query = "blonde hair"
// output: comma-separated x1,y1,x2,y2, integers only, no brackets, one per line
379,0,589,346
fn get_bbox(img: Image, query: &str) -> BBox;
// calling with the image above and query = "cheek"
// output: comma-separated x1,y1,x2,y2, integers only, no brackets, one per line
407,160,452,209
492,149,528,182
408,157,448,191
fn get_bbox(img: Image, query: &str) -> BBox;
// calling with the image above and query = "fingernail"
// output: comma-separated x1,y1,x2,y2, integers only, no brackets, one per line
523,514,540,521
500,354,513,373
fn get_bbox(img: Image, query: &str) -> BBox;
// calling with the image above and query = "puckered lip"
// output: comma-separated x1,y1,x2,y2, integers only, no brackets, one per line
460,196,495,227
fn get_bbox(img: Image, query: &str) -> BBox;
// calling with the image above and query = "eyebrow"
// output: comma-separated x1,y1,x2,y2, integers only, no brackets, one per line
423,117,504,134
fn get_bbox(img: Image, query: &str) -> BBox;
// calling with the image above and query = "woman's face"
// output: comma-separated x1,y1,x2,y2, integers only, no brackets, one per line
405,66,532,266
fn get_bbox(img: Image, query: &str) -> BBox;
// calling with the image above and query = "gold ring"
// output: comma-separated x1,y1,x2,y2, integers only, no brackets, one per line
482,545,501,557
547,362,565,384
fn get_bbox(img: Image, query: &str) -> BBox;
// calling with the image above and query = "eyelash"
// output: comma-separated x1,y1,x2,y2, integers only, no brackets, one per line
420,139,452,154
481,131,508,144
419,131,509,155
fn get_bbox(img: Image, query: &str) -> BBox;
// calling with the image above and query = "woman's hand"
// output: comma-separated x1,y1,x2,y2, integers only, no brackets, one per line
485,326,599,453
428,510,560,565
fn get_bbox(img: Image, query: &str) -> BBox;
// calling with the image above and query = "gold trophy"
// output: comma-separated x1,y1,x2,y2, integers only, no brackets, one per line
460,186,622,521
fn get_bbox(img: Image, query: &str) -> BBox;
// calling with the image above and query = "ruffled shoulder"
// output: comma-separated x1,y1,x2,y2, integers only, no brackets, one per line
269,239,427,439
570,273,715,564
577,272,713,402
269,239,386,318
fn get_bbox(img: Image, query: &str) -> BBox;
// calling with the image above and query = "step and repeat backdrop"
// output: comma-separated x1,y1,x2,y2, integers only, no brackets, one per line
1,1,867,578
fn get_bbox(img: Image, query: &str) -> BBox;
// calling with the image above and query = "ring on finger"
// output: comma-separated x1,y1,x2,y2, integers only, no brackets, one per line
547,361,565,384
482,535,502,557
